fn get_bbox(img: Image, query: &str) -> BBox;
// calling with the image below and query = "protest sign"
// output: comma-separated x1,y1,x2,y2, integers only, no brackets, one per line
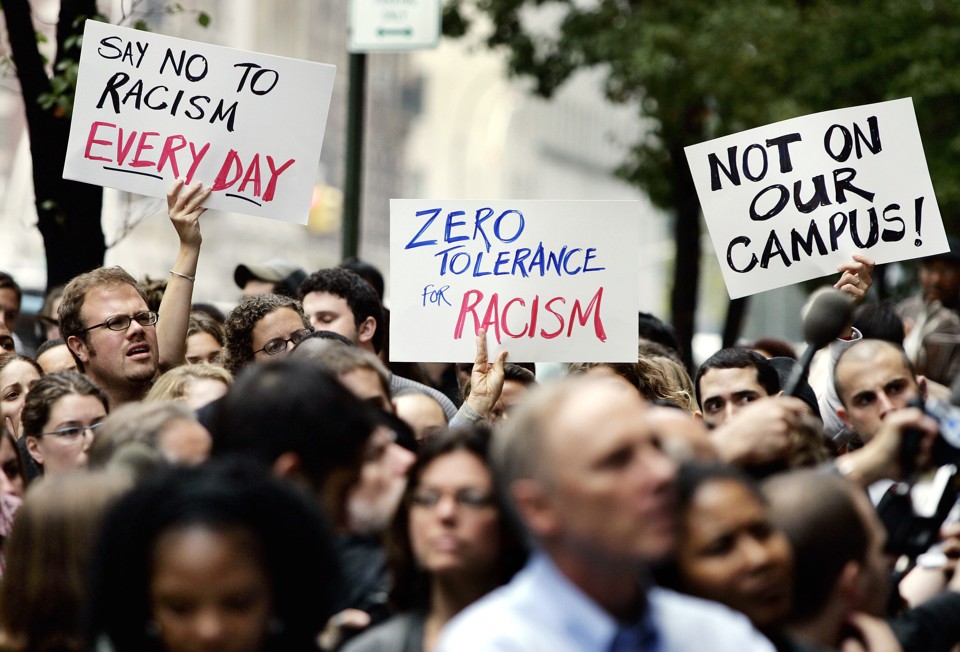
63,20,336,223
685,98,948,299
389,200,641,363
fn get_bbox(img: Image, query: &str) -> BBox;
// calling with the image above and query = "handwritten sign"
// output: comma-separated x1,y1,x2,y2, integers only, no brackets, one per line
685,98,948,299
63,20,336,223
389,200,641,362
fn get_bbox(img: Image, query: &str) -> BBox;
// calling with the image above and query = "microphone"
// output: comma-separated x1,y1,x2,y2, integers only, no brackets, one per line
783,289,854,396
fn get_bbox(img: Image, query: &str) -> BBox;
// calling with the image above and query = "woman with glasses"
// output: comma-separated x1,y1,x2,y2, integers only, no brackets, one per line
222,294,312,375
341,427,527,652
20,372,107,478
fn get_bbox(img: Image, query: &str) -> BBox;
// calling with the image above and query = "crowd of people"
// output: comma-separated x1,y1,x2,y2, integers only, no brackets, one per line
2,182,960,652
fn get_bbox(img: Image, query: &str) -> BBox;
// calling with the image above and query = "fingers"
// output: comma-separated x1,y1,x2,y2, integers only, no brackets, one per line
168,180,211,216
474,329,488,366
835,254,875,300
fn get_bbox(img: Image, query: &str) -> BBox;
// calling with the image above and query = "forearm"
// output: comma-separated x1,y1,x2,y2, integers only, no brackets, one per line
157,243,199,370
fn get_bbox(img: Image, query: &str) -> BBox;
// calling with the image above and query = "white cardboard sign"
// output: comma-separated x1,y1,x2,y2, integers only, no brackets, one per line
389,199,641,363
64,20,336,223
685,98,948,299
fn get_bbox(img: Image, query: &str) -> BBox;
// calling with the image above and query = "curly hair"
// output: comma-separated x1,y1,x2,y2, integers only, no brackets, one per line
58,267,147,372
222,294,308,375
297,268,384,352
20,371,108,439
88,459,343,652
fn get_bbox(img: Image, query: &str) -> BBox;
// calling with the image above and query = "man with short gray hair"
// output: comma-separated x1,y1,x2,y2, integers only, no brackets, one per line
439,376,775,652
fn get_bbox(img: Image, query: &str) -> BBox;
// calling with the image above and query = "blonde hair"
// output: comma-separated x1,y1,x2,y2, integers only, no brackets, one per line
144,363,232,403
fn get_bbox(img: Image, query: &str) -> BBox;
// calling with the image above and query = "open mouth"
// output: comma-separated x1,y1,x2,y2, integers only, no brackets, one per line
127,343,151,358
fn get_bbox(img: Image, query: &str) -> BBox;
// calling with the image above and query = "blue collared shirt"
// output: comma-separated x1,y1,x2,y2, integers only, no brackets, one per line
438,552,776,652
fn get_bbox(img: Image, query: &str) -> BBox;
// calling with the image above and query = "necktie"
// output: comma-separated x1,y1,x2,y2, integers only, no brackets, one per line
608,616,659,652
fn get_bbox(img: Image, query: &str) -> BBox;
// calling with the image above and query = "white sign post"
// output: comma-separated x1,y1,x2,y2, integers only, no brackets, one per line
63,20,336,223
349,0,441,52
685,98,948,299
389,199,641,363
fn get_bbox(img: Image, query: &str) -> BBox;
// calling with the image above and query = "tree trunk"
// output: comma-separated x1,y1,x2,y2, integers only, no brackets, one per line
3,0,106,292
669,144,701,373
722,296,749,348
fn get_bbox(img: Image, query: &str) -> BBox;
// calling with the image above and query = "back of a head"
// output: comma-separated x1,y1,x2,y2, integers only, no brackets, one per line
210,359,378,491
89,459,342,652
694,347,780,409
88,401,201,476
763,470,868,623
852,303,905,345
638,312,682,358
0,471,130,650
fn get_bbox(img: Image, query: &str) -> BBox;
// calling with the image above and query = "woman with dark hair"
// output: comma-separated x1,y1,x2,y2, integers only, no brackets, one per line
342,427,527,652
20,371,107,478
0,354,42,439
88,460,343,652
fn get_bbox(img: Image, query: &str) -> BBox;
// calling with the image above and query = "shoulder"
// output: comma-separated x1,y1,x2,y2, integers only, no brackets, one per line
650,588,776,652
438,585,540,652
341,612,424,652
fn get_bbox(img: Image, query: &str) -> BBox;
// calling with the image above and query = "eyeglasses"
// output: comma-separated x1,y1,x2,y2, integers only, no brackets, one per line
0,336,13,352
83,311,159,332
40,422,104,439
253,328,313,355
410,488,495,510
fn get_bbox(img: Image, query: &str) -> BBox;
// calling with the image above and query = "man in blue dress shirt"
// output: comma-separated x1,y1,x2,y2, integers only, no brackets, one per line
439,376,775,652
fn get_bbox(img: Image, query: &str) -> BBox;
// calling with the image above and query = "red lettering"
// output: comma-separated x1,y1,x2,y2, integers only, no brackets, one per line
115,127,137,166
501,297,528,338
185,142,210,185
84,121,115,161
453,290,484,339
480,293,502,344
540,298,566,339
238,153,262,197
212,149,243,190
263,156,295,202
130,131,160,168
157,135,187,178
568,287,606,342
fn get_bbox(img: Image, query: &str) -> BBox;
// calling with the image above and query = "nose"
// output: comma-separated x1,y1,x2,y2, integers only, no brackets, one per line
435,493,459,522
388,443,416,476
877,391,896,419
740,535,774,572
81,426,96,452
193,609,226,644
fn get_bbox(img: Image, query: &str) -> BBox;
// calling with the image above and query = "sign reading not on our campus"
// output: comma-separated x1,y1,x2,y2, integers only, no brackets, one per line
685,98,948,299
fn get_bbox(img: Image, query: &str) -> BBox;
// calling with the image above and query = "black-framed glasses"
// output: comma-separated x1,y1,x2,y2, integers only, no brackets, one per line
0,335,13,352
40,422,104,439
83,311,159,332
410,488,495,510
254,328,313,356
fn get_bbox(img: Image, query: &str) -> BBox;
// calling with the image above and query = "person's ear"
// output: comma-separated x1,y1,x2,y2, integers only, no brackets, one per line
25,436,43,466
837,560,864,604
838,406,854,432
66,335,90,364
918,375,928,401
272,451,302,479
511,479,560,539
357,316,377,346
693,410,704,421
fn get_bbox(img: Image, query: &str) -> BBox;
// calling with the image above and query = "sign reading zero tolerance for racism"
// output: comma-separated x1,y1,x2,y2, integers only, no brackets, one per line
390,200,641,363
63,20,336,223
685,98,948,299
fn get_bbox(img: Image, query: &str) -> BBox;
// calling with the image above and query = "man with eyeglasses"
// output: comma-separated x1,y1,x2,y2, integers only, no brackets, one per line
58,267,161,408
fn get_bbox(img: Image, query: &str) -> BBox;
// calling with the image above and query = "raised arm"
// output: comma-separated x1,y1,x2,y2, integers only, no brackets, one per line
157,180,212,371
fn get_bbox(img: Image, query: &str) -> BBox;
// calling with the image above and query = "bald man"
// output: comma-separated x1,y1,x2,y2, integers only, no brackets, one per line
439,377,774,652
